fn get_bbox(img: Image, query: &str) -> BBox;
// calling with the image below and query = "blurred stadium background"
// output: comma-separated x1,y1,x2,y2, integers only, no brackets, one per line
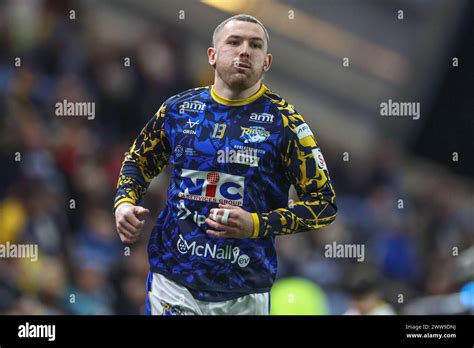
0,0,472,315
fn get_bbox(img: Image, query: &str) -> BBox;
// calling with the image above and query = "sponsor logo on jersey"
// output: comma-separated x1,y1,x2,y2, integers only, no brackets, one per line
217,147,259,167
312,148,327,170
176,234,250,268
249,112,274,124
185,147,197,156
177,200,206,227
233,144,266,155
183,119,200,135
178,169,244,206
160,301,185,315
174,145,197,159
240,126,270,143
179,100,206,115
174,145,184,158
295,123,313,140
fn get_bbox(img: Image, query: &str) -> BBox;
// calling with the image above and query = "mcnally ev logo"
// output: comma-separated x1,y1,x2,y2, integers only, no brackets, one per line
177,234,250,268
240,126,270,143
178,169,244,206
179,100,206,114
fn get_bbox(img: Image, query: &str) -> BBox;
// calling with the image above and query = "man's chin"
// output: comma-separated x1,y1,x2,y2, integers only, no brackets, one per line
227,74,258,90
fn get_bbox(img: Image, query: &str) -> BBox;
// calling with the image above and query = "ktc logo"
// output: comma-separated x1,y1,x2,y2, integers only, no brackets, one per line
178,169,244,206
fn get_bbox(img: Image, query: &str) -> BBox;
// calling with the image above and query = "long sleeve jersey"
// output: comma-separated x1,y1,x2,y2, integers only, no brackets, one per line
114,83,337,301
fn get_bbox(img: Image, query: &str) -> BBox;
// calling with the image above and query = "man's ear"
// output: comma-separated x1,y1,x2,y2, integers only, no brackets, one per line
263,53,273,72
208,47,217,69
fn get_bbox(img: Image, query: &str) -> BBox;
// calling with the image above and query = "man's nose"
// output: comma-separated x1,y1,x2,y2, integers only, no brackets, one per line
239,42,250,57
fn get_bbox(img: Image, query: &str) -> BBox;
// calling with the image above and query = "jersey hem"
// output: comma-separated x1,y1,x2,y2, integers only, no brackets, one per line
150,269,272,302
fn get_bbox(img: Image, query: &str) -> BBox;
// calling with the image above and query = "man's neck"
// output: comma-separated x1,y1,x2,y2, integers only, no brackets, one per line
213,79,261,100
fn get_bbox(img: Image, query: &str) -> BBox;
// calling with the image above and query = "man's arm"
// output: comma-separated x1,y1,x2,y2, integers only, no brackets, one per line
251,112,337,238
114,105,171,212
114,105,171,244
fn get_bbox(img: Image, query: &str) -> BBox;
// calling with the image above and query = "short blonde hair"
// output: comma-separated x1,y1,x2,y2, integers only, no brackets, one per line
212,14,269,47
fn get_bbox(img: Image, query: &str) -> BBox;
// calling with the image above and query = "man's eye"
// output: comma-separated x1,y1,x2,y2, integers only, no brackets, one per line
228,41,238,46
252,43,262,48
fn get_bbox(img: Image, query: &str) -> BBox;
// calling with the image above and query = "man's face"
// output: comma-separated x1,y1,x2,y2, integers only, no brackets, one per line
208,20,272,90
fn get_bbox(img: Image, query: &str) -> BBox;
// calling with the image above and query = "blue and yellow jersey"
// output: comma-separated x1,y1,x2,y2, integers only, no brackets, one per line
114,83,337,301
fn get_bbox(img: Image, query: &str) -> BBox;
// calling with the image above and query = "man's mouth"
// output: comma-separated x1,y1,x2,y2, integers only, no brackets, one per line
237,62,251,69
233,60,251,70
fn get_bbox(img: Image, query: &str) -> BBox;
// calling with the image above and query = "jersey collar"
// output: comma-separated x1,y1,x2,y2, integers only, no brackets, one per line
210,83,267,106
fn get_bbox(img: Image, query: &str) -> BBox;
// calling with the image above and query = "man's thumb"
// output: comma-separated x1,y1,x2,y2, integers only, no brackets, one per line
134,206,150,219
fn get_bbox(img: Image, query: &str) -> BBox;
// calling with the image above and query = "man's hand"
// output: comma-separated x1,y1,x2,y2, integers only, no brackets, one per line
205,204,254,239
114,202,150,245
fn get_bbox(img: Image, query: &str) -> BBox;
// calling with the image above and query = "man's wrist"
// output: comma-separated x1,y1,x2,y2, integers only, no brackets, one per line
113,199,135,215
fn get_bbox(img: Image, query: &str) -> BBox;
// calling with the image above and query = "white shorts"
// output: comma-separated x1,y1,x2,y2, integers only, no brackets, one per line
145,272,270,315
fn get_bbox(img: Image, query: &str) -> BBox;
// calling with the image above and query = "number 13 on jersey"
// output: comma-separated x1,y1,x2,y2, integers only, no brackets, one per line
212,123,227,139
